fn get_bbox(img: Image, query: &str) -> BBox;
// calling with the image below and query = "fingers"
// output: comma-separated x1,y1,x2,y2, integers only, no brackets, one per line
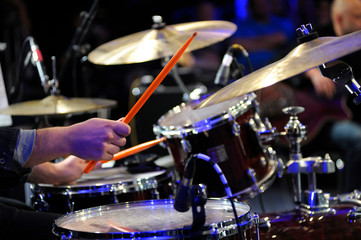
113,119,131,136
68,118,131,161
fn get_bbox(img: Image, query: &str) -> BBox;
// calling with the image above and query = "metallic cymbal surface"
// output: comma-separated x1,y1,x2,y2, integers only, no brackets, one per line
88,20,237,65
0,95,117,116
195,30,361,109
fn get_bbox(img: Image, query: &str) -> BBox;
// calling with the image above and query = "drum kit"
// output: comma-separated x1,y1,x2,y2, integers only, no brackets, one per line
2,15,361,239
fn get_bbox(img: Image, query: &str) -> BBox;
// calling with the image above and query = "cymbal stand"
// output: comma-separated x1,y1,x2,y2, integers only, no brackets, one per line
282,106,307,204
161,56,191,101
281,106,336,214
49,56,60,96
153,14,191,102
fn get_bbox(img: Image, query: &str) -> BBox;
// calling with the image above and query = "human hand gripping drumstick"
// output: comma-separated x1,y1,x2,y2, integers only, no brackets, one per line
84,32,197,174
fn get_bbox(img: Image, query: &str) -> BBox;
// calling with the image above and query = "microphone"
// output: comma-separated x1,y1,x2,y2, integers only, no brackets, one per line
173,154,196,212
214,45,234,87
319,60,361,105
28,37,49,93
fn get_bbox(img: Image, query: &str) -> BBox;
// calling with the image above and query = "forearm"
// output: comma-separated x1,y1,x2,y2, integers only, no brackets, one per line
24,126,72,168
27,162,59,184
28,156,92,185
24,118,130,167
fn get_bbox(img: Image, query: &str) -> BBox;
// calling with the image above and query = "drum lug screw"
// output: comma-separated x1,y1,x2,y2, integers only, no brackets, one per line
181,139,192,153
232,122,241,136
247,168,260,193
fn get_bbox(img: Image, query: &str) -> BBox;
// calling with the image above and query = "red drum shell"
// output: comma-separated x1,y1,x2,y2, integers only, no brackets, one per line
154,93,277,199
259,204,361,239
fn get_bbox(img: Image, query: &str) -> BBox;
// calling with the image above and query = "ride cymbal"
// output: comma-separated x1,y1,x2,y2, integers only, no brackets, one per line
0,95,117,116
195,30,361,109
88,18,237,65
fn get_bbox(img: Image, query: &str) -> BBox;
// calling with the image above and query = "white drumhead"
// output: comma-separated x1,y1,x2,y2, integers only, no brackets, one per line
54,199,251,238
158,94,252,127
37,167,166,188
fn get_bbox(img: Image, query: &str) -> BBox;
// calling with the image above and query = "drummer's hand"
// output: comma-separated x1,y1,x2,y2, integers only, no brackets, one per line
306,68,336,99
28,156,102,186
53,156,102,185
66,118,131,161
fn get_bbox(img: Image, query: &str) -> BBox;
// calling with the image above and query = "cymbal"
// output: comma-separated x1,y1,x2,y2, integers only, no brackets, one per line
87,20,237,65
195,30,361,109
0,95,117,116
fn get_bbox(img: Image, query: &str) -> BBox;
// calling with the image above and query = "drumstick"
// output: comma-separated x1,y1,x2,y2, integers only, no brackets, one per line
83,138,165,173
84,32,197,174
100,137,166,164
106,221,136,232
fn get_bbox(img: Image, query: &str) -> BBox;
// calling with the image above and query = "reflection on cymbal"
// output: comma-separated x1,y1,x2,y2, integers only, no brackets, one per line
88,20,237,65
195,30,361,109
0,95,117,116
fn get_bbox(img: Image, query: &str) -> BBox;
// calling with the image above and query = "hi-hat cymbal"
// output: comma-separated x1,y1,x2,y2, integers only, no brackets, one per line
195,30,361,109
0,95,117,116
87,20,237,65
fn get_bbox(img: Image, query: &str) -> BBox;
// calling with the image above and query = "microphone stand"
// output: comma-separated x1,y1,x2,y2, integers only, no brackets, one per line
58,0,99,97
318,60,361,104
189,185,207,240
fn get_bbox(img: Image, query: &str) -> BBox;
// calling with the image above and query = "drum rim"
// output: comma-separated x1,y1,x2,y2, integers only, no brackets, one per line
53,198,253,239
153,93,257,138
231,153,278,200
31,168,173,196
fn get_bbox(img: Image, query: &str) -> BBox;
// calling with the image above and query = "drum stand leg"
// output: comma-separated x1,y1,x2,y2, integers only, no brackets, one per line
282,106,336,214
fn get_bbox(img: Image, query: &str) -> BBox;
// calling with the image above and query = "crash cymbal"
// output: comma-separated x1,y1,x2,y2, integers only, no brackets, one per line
88,19,237,65
0,95,117,116
195,30,361,109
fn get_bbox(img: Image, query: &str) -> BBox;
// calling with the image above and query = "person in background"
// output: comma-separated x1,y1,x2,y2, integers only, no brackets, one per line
303,0,361,192
230,0,296,72
259,0,361,193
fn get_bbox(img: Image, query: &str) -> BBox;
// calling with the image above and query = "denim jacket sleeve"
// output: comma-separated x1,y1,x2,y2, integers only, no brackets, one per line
0,128,33,186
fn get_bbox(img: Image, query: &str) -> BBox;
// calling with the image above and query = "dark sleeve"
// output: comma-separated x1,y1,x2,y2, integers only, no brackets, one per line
0,128,31,187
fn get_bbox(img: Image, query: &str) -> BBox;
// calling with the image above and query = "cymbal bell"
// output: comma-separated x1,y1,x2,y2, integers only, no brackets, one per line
195,30,361,109
0,95,117,116
87,20,237,65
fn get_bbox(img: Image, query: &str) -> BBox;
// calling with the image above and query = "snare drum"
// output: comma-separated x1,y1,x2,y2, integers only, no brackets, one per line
30,167,174,213
53,198,258,239
153,93,277,199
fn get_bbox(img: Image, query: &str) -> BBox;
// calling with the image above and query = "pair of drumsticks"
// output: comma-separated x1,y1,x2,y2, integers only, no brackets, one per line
83,32,198,174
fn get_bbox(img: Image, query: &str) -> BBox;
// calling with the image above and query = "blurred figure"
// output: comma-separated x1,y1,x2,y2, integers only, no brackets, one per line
230,0,296,71
259,0,361,193
305,0,361,192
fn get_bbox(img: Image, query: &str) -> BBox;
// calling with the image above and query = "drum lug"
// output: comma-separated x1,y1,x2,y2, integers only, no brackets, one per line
65,189,75,213
347,207,361,222
257,217,271,233
181,139,192,153
232,121,241,136
59,231,73,240
253,212,270,238
31,193,49,212
277,157,285,178
110,185,119,203
150,188,160,199
247,168,260,192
